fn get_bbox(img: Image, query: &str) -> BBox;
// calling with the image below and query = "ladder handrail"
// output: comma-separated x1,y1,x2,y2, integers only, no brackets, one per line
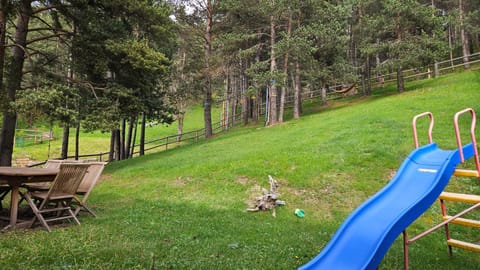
412,112,434,149
453,108,479,169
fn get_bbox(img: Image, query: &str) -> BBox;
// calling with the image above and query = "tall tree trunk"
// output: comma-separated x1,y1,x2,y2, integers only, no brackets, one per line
222,69,230,130
61,125,69,159
321,85,327,106
448,24,454,66
252,93,259,123
0,0,7,98
364,55,372,96
109,130,115,161
231,94,237,128
0,114,16,166
293,60,301,119
459,0,470,68
396,20,404,93
120,118,126,160
241,66,248,125
75,122,80,160
0,1,32,166
124,118,134,160
176,99,187,139
279,13,292,124
397,68,405,93
177,112,184,142
203,0,213,138
242,89,249,125
60,102,71,158
130,117,137,158
268,15,278,126
175,50,187,140
114,129,121,161
471,33,479,53
252,40,263,123
140,112,146,156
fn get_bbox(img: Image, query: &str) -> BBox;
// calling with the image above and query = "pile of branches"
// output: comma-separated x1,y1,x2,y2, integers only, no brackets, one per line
247,175,285,217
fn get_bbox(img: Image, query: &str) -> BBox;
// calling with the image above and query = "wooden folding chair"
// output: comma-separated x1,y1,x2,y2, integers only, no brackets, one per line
22,163,89,232
23,160,106,217
22,159,67,192
72,162,106,217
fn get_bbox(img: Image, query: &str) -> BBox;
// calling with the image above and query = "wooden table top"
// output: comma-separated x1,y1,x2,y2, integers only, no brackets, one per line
0,167,59,176
0,167,58,185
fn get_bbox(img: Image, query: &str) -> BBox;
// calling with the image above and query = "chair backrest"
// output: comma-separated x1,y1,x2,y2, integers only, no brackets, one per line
45,159,90,168
77,162,106,194
45,160,106,194
44,159,64,169
47,163,89,198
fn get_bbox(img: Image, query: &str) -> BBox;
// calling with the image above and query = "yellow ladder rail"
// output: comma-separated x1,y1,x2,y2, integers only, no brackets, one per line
442,216,480,228
439,192,480,204
447,239,480,253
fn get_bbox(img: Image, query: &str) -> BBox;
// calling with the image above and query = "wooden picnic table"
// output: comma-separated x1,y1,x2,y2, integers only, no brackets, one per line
0,167,58,230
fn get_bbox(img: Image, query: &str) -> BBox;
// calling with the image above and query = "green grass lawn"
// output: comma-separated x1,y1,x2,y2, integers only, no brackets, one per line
1,71,480,269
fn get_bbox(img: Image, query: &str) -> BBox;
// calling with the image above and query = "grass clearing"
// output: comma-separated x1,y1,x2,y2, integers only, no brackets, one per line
1,71,480,269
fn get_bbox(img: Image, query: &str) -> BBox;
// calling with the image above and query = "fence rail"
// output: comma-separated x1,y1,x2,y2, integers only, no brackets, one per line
370,52,480,86
129,113,237,158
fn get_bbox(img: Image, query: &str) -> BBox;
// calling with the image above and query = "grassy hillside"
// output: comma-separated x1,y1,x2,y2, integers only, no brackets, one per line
1,71,480,269
13,104,220,162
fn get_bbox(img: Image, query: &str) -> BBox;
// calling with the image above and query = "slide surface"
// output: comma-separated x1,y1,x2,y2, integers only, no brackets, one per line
299,142,475,270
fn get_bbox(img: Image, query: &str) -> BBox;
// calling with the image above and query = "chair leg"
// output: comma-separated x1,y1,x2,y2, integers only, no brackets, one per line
0,188,11,210
34,212,52,232
72,197,97,217
80,204,97,217
0,189,10,200
73,202,97,217
22,192,52,232
68,208,81,225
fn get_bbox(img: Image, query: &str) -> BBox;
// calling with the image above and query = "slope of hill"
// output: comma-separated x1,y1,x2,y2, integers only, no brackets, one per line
1,71,479,269
102,71,480,269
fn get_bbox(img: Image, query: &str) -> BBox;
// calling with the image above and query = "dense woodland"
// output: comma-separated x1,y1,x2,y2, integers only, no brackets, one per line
0,0,478,165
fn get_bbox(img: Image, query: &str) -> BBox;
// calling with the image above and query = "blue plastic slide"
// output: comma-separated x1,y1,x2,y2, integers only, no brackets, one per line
299,142,475,270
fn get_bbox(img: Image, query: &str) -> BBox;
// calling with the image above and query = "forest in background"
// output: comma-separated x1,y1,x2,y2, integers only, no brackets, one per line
0,0,479,166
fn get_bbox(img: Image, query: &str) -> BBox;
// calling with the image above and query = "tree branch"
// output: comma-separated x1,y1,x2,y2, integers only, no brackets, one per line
32,4,72,15
26,32,71,45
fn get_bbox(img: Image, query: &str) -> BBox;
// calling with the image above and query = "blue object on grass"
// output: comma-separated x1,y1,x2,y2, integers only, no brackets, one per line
295,209,305,218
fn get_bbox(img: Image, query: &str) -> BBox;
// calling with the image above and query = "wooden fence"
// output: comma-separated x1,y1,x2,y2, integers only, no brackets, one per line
15,129,53,147
369,52,480,86
33,52,479,164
